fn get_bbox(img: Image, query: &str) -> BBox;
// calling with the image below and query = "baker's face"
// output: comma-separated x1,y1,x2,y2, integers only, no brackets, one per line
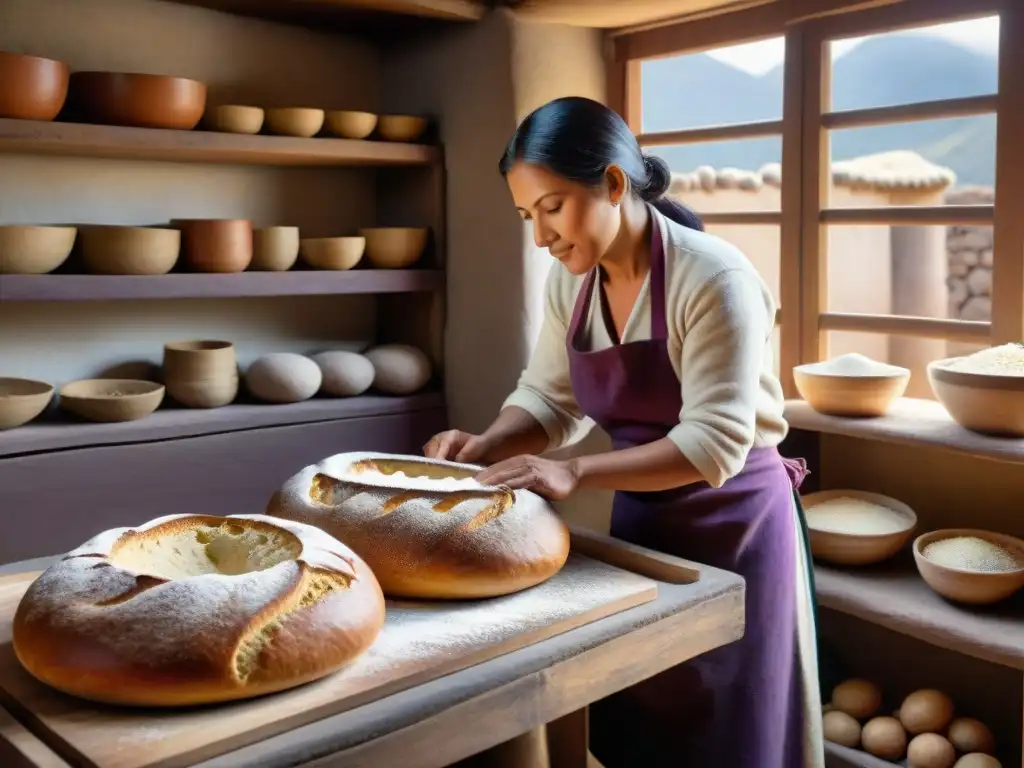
507,161,624,275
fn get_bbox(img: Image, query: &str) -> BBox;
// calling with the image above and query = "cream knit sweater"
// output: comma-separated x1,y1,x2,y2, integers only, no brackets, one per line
503,205,788,489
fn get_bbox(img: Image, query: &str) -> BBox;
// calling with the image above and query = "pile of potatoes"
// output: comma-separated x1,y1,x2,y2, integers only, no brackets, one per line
822,678,1000,767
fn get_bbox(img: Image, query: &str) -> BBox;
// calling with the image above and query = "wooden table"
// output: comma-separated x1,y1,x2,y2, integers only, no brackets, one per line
0,542,745,768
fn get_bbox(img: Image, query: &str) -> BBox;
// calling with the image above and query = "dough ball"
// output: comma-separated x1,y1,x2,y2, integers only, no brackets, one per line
907,733,956,768
954,755,1002,768
311,351,375,397
862,716,908,760
245,353,322,404
365,344,432,395
832,678,883,720
900,689,955,735
823,710,861,748
947,718,996,755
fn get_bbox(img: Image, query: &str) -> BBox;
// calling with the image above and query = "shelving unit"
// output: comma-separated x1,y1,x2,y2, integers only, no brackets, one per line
0,0,452,567
0,118,440,166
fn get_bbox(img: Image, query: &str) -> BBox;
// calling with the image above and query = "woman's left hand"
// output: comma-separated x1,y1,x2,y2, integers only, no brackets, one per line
475,455,580,500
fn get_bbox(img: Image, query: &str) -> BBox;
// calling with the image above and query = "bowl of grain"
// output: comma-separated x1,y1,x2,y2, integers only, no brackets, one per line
914,529,1024,604
928,344,1024,437
793,353,910,418
801,490,917,566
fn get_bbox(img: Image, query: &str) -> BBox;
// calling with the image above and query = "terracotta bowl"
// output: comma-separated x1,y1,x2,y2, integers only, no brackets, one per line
206,104,264,134
0,225,77,274
914,528,1024,605
0,51,69,121
801,490,917,566
252,226,300,271
0,378,54,430
377,114,428,142
265,107,324,138
928,357,1024,437
299,236,366,271
793,362,910,418
78,225,180,275
59,379,165,423
164,375,239,409
163,340,237,380
172,219,253,273
359,227,428,269
325,110,377,139
67,71,207,130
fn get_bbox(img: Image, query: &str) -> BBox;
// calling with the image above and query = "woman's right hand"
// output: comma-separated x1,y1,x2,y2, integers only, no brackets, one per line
423,430,491,463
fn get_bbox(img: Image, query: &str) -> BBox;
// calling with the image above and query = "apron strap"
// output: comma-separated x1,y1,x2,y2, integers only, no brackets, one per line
649,212,669,342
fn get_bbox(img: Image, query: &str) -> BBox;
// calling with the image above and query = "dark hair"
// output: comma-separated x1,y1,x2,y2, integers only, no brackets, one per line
499,96,703,232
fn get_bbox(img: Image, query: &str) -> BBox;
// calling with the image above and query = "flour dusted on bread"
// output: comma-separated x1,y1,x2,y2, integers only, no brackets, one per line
267,452,571,599
13,514,385,707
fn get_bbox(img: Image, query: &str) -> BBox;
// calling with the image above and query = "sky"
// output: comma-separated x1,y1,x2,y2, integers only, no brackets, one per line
706,15,1001,75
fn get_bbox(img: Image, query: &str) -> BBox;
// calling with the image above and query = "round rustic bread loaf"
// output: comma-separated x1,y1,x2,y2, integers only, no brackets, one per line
311,350,375,397
365,344,432,395
267,451,571,599
13,513,385,707
245,353,322,403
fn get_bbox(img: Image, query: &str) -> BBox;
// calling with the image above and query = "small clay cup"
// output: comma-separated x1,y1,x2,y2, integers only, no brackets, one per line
0,51,69,121
163,340,236,380
172,219,253,273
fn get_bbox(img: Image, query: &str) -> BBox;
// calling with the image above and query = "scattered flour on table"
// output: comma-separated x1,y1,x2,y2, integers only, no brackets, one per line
805,497,908,535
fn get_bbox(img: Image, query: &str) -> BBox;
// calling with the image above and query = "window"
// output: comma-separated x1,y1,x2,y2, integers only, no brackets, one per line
611,0,1024,400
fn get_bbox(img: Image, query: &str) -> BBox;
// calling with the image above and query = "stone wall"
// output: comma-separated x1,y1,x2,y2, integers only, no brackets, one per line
946,187,994,322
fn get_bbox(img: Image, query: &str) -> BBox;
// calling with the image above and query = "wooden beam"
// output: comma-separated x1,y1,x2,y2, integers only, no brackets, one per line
637,119,782,146
805,0,1005,39
822,94,998,131
990,1,1024,345
820,206,994,227
700,211,783,226
778,25,805,397
818,313,991,343
799,27,829,366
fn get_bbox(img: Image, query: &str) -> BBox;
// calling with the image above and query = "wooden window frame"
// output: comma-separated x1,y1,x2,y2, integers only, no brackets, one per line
608,0,1024,398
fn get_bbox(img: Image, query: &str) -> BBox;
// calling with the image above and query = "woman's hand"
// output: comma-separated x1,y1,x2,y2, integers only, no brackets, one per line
475,455,580,500
423,430,491,463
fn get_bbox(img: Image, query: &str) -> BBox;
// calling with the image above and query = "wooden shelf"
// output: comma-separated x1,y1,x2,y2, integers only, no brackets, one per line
814,557,1024,671
169,0,487,24
0,392,445,458
0,119,439,166
785,398,1024,465
0,270,444,301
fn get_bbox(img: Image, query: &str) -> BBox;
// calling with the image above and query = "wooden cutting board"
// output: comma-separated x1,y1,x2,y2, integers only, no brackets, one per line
0,553,656,768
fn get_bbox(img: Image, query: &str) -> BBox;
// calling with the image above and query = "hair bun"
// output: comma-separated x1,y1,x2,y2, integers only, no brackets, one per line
640,154,672,201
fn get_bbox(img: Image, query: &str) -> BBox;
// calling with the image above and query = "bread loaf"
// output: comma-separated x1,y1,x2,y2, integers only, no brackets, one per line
267,452,571,599
13,513,385,707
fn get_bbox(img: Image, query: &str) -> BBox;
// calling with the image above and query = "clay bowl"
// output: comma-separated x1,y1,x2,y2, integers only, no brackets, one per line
206,104,264,134
376,114,428,142
59,379,165,423
67,71,206,130
928,357,1024,437
299,236,366,271
172,219,253,273
163,340,236,380
793,361,910,418
164,375,239,409
0,378,54,430
359,227,428,269
913,528,1024,605
0,225,77,274
325,110,377,139
0,51,69,121
801,490,917,566
78,225,180,275
264,108,324,138
252,226,300,271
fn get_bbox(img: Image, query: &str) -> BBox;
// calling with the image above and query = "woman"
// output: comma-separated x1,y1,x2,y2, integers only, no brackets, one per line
424,96,823,768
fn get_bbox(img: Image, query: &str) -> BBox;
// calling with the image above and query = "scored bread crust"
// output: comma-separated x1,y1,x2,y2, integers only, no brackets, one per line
266,451,571,599
12,513,386,707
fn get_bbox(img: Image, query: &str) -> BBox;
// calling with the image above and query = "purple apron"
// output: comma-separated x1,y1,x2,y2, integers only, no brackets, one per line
575,218,807,767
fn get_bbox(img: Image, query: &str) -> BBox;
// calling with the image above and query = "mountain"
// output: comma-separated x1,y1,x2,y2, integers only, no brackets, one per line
641,34,998,186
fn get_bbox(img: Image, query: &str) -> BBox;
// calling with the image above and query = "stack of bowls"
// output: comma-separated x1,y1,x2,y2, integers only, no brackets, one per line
163,340,238,408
